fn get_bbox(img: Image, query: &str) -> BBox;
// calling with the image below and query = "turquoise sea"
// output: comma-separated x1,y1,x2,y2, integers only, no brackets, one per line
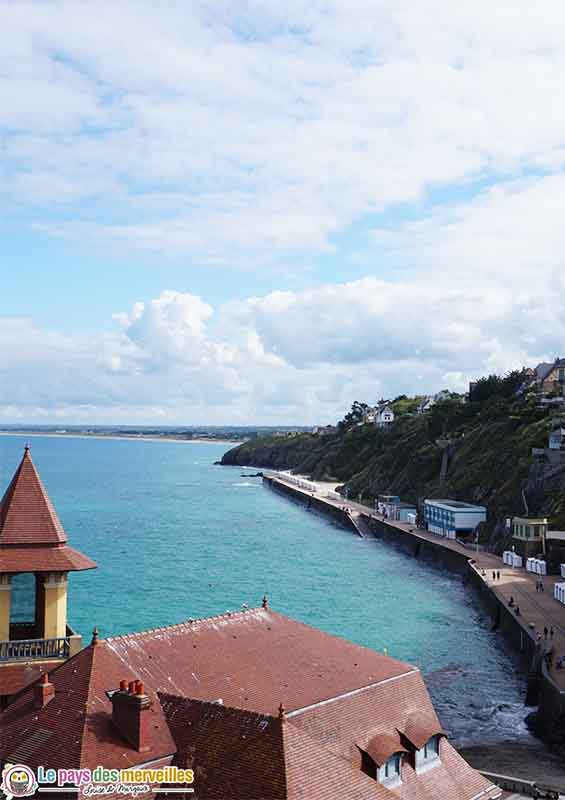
1,434,533,747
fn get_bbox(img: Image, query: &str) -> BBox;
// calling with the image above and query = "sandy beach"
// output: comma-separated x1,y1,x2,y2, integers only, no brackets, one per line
0,431,242,445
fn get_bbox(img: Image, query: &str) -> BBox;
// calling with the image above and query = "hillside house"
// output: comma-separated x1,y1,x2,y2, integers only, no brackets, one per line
417,396,435,414
549,428,565,450
375,403,395,426
312,425,338,436
536,358,565,396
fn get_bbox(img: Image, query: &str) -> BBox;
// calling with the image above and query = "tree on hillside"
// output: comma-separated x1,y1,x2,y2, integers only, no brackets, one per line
470,369,529,404
427,397,478,438
338,401,370,431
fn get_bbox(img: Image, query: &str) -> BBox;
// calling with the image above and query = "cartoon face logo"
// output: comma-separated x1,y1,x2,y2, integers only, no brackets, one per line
1,764,38,799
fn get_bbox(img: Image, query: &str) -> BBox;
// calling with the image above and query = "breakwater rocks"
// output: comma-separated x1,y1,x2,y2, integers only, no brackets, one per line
263,475,565,755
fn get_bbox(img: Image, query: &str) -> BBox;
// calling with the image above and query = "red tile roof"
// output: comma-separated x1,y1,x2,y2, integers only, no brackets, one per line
0,448,96,573
3,638,176,771
0,544,96,573
0,662,49,696
159,693,395,800
364,730,408,766
102,607,414,715
1,607,501,800
0,447,66,545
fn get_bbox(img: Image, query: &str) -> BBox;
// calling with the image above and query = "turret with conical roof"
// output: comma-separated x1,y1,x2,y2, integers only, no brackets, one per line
0,447,96,695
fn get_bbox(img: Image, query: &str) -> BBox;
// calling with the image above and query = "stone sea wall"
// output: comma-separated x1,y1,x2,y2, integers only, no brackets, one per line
263,475,565,749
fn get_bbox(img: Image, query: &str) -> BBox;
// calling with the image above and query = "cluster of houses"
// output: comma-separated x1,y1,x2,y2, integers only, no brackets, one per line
314,357,565,438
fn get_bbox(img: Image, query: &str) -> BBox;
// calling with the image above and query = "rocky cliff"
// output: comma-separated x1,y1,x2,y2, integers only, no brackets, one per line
221,410,565,547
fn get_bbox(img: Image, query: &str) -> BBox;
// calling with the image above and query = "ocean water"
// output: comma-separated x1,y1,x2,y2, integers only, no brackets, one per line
1,434,533,747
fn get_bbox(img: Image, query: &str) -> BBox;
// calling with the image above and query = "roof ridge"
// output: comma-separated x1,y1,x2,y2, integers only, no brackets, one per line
104,605,265,643
78,642,103,768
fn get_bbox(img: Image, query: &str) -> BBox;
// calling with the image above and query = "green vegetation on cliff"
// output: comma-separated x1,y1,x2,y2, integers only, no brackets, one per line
222,378,565,544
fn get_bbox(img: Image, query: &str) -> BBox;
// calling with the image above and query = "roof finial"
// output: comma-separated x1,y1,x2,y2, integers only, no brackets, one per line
262,594,269,609
278,702,286,720
91,626,99,645
24,442,30,454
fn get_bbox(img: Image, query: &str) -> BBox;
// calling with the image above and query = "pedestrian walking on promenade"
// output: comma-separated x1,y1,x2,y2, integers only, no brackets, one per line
497,571,500,580
492,571,496,580
544,626,548,638
551,626,555,639
541,582,545,592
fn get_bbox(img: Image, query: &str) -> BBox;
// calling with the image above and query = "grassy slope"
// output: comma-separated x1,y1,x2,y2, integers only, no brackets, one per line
222,412,565,540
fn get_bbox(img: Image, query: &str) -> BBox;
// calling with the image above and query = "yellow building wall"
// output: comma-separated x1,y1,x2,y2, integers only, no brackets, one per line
0,574,11,641
42,573,68,640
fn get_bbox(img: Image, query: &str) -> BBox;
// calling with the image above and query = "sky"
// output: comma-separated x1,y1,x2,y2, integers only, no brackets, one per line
2,0,565,425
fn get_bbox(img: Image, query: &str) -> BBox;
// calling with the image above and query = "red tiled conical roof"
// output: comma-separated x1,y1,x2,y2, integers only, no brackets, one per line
0,446,66,545
0,447,96,573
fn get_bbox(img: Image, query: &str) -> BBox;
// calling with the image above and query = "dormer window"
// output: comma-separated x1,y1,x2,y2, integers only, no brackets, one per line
360,750,402,787
377,753,402,786
415,735,440,773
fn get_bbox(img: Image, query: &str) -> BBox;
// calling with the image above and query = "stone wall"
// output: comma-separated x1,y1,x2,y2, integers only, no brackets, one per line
264,476,565,747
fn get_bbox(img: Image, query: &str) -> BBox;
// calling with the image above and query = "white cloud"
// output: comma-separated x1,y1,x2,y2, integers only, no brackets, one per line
3,1,565,423
1,278,564,424
3,1,565,264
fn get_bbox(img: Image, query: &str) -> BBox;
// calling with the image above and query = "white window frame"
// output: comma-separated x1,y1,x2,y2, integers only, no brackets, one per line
377,753,402,787
415,735,441,774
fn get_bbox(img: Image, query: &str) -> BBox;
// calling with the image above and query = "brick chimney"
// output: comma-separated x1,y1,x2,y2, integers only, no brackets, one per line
110,679,152,752
34,673,55,708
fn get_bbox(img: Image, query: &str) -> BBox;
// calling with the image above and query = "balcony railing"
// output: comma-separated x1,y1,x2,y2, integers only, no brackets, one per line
0,635,70,662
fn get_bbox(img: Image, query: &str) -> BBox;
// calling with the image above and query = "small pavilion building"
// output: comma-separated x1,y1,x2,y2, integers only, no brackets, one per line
0,446,96,700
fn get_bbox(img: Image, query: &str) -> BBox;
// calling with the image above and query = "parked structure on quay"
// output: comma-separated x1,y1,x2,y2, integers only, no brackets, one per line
0,448,502,799
423,499,487,540
511,515,565,572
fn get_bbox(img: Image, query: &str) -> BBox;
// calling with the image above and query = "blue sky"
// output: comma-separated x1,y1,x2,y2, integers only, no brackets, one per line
2,1,565,423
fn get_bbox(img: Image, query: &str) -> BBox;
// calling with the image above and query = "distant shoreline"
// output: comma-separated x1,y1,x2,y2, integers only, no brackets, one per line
0,431,243,446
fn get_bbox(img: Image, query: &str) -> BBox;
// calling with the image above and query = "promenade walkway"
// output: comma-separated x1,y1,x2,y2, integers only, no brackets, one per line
267,473,565,692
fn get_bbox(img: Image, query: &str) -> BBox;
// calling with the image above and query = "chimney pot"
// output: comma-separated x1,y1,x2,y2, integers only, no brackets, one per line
110,679,152,752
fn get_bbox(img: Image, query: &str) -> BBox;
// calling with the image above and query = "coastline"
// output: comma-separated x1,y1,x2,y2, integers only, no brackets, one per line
0,431,242,445
260,471,565,784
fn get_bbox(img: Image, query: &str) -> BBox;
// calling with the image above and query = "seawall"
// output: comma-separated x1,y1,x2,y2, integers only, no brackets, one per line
263,474,565,749
264,475,362,536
